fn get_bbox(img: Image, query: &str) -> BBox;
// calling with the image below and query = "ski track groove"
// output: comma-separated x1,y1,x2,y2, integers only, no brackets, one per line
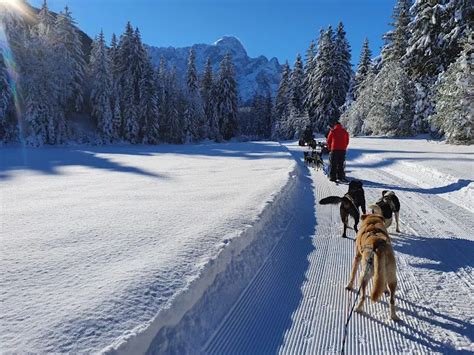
203,143,473,354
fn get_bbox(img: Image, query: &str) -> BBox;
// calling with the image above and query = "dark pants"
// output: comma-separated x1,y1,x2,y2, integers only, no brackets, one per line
329,150,346,181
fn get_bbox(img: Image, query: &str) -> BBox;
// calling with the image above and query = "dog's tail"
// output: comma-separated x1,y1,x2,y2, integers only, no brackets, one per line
369,203,382,216
371,240,388,303
319,196,343,205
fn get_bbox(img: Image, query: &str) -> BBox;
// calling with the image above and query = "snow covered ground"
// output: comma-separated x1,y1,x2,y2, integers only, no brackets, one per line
1,137,473,354
0,142,294,353
347,137,474,213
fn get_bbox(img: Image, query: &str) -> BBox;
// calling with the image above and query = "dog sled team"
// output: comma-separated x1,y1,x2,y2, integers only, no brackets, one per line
303,121,402,321
320,185,402,321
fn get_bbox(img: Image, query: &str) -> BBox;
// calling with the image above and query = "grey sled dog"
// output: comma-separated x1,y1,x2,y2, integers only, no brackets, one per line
369,190,401,232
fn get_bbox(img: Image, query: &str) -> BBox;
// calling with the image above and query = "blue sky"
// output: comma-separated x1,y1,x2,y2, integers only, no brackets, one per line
30,0,395,66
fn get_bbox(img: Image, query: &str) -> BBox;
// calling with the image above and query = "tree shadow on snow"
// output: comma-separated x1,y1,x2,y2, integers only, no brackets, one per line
0,146,166,180
392,297,474,345
394,233,474,273
358,177,473,195
346,148,473,171
358,307,472,354
0,142,288,180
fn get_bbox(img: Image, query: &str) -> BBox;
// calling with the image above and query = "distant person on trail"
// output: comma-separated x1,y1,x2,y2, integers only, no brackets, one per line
327,121,349,182
302,125,314,145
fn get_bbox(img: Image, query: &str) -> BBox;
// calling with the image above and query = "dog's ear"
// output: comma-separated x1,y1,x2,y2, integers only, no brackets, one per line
361,214,369,221
382,190,388,196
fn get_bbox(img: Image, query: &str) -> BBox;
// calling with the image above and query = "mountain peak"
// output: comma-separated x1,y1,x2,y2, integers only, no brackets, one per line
213,36,247,56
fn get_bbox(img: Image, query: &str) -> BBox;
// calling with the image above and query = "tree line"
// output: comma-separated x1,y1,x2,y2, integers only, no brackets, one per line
273,0,472,144
0,1,240,145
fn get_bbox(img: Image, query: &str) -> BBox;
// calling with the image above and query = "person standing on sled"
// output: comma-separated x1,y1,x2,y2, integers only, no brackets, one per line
327,121,349,182
302,125,314,145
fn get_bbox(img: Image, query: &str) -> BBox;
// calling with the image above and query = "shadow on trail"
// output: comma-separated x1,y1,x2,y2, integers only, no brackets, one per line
358,308,472,354
390,296,474,346
395,233,474,273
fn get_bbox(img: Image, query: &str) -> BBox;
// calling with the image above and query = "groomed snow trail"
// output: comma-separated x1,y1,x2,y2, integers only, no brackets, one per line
204,141,474,354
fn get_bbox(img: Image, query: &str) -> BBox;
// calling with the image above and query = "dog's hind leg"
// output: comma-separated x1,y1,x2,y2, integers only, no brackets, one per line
355,275,368,313
356,255,373,313
388,281,400,321
341,207,349,238
346,252,361,290
342,223,348,238
395,211,401,233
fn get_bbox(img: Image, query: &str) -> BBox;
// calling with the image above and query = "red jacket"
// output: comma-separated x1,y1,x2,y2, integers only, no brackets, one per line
327,124,349,151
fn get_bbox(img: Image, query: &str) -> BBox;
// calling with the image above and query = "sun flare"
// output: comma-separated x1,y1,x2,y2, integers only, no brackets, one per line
0,0,31,17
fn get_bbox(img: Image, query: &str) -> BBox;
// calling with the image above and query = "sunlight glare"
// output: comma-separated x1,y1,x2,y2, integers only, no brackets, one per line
0,0,31,17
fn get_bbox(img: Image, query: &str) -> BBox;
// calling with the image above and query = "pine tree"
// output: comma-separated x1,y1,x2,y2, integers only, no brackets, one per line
186,48,199,93
216,53,239,140
405,0,471,134
0,51,15,141
22,1,64,145
342,71,376,135
157,56,171,141
334,22,352,108
307,26,340,132
116,23,143,143
303,39,317,113
442,0,472,61
291,54,305,114
405,0,446,79
382,0,411,63
185,48,206,141
275,61,291,120
261,95,273,139
109,33,122,139
364,62,415,136
431,32,473,144
201,58,218,140
35,0,55,37
167,65,185,143
54,6,86,112
140,59,160,144
352,38,372,100
305,40,317,64
405,0,443,133
89,30,113,142
0,53,10,119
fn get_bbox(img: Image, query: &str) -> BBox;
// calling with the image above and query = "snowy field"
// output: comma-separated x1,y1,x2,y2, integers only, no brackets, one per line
1,137,473,354
0,142,295,353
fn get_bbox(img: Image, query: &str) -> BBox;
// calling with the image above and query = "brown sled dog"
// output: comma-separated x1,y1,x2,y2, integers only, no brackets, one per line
346,214,400,321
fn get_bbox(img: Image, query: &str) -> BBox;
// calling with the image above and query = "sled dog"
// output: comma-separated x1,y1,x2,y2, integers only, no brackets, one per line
319,180,366,238
304,151,325,171
346,214,400,321
369,190,401,232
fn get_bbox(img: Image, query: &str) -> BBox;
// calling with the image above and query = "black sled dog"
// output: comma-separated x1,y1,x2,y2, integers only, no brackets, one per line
319,180,367,238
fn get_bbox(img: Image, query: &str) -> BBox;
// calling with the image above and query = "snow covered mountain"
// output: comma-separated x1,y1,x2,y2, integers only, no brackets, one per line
147,36,283,102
